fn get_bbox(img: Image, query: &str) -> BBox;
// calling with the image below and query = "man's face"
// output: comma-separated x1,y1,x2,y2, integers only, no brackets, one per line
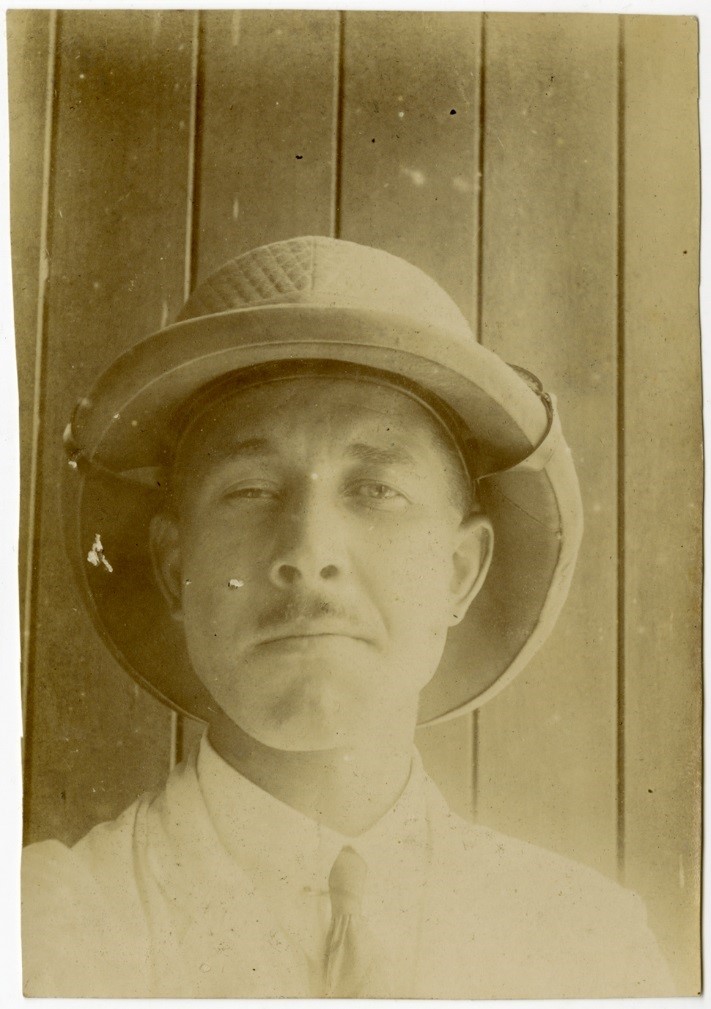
151,377,492,751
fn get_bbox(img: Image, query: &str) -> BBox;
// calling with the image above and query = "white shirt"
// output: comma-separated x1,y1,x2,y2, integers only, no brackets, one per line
22,734,676,998
197,735,430,990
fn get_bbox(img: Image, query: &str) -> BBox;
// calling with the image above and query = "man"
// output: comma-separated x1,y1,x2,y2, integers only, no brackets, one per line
22,236,674,998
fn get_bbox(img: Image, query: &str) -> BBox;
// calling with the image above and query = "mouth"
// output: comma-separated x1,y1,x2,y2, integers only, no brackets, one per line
257,627,368,647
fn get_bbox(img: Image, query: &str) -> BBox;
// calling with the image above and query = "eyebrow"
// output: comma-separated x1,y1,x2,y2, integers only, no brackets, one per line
345,442,418,468
189,437,420,473
180,437,277,479
214,437,277,460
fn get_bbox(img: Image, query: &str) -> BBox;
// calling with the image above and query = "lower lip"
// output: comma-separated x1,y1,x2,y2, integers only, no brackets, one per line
260,634,363,649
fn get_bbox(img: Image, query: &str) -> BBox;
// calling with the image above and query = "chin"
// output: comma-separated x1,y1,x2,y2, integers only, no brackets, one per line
243,709,369,752
254,720,365,753
231,680,378,752
208,649,427,751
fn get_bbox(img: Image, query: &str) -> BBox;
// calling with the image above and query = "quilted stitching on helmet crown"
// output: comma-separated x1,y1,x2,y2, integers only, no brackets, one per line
178,240,317,319
268,238,315,292
232,241,312,303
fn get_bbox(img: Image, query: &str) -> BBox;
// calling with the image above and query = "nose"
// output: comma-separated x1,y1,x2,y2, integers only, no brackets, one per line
268,489,346,589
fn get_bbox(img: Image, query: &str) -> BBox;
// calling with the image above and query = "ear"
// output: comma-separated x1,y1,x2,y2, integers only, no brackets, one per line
447,514,494,626
149,512,184,621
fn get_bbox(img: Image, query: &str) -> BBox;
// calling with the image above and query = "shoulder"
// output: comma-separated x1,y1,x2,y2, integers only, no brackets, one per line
424,781,676,996
425,781,633,911
22,743,205,905
21,746,210,996
24,791,146,892
22,789,157,996
445,806,627,905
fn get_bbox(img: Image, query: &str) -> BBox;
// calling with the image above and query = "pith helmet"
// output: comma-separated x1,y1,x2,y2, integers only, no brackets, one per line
62,236,583,726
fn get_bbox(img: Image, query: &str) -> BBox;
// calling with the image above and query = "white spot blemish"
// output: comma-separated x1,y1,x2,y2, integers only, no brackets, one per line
184,579,192,586
87,533,113,573
131,420,138,427
401,167,425,187
398,110,405,119
113,413,120,420
228,578,245,589
67,459,78,470
310,472,319,482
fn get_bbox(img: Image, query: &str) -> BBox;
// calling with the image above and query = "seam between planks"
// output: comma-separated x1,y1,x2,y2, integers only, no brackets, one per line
21,10,60,798
170,10,203,771
330,11,346,240
615,14,627,883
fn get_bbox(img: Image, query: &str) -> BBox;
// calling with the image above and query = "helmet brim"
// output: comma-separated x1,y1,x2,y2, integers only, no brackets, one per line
63,303,583,725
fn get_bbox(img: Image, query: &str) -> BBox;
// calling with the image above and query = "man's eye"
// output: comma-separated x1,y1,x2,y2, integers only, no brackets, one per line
352,482,408,507
222,484,279,501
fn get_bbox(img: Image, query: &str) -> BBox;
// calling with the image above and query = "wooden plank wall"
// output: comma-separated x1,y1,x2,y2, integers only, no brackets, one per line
476,13,620,877
10,11,700,993
621,16,702,992
14,10,196,845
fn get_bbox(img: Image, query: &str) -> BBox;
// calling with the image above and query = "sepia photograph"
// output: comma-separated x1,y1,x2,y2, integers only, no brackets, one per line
6,5,702,1000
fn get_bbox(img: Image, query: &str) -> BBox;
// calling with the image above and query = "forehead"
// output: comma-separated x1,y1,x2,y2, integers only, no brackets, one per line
176,376,452,464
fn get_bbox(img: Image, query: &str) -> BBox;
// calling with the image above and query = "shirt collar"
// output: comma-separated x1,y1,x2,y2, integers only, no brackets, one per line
195,732,429,897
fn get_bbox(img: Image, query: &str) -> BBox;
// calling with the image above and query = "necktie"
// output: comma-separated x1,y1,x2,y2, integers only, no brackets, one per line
323,845,394,998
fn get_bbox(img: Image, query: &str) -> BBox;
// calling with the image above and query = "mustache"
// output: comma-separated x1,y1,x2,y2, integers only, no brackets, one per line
256,594,355,630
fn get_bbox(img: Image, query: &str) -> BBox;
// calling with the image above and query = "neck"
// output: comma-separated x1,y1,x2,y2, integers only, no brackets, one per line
207,712,416,836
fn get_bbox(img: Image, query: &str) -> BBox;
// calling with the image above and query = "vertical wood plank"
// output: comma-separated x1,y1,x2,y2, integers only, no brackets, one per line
23,11,196,844
476,14,619,876
193,10,339,283
621,15,701,992
337,12,482,320
7,9,55,707
179,9,341,753
338,11,483,820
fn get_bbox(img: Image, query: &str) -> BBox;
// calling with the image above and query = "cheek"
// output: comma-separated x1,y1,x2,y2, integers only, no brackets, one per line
362,522,455,626
178,522,267,634
180,516,268,584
